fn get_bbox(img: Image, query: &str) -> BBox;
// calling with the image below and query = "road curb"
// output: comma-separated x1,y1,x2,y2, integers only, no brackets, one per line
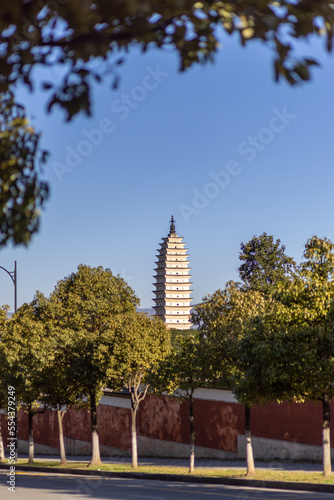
1,463,334,494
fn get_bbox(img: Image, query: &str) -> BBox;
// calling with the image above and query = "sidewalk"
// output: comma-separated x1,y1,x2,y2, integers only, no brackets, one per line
15,454,327,472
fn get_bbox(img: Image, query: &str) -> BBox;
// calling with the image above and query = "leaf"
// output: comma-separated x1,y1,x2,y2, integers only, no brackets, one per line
41,82,53,90
293,63,309,81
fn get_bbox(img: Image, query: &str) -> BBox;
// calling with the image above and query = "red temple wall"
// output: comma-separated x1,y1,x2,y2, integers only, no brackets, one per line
1,393,332,454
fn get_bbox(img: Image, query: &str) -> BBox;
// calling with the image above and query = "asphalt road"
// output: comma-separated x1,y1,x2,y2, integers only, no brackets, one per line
1,472,334,500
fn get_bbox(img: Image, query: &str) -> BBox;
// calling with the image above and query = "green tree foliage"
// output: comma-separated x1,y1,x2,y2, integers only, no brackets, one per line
236,234,296,473
0,304,9,326
237,236,334,477
108,313,170,469
0,1,332,120
193,281,265,475
0,295,56,463
235,302,294,405
33,295,85,465
50,264,139,466
238,233,296,295
0,92,49,247
193,281,265,382
152,330,207,473
1,4,332,247
282,236,334,478
0,305,10,462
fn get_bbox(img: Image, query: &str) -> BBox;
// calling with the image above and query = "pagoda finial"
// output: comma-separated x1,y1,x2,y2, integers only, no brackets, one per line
169,215,176,235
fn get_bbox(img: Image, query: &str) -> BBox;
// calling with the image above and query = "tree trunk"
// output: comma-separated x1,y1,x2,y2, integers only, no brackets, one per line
28,410,34,464
57,409,66,465
129,379,149,470
322,396,332,478
89,393,101,466
131,401,138,469
245,404,255,476
189,395,195,473
0,417,5,462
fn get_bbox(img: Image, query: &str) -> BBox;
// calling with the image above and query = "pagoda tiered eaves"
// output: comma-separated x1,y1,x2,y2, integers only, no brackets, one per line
152,216,193,330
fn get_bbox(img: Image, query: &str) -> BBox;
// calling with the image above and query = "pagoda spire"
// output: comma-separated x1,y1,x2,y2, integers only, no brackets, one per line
169,215,176,235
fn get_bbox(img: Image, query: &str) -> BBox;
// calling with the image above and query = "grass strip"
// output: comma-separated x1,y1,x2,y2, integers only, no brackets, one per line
8,459,334,484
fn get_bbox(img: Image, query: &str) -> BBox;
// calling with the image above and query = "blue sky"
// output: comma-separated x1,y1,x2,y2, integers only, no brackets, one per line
1,33,334,310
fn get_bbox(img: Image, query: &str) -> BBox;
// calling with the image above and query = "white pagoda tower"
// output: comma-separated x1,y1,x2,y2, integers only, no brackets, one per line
153,216,193,329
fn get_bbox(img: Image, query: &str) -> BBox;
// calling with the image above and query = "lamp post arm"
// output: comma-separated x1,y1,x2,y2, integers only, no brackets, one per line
0,261,17,312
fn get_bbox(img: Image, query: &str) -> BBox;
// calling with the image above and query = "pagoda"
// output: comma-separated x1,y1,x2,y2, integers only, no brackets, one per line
153,216,193,329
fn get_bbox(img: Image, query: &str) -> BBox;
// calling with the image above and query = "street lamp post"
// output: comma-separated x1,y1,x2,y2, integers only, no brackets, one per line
0,261,18,461
0,261,17,313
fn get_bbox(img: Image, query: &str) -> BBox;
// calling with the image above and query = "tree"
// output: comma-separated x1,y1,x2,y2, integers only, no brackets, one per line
42,368,83,465
0,92,49,247
108,313,170,469
283,236,334,478
236,233,296,473
238,233,296,295
0,1,332,121
50,264,139,466
36,295,85,465
237,236,334,478
234,298,297,468
193,281,265,476
2,4,333,248
0,305,10,462
0,297,56,463
152,330,207,473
